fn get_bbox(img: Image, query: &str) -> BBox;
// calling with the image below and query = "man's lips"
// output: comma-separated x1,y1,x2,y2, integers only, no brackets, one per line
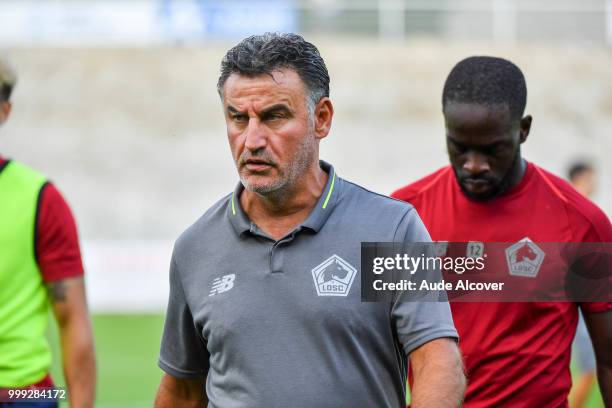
462,178,492,192
243,160,274,172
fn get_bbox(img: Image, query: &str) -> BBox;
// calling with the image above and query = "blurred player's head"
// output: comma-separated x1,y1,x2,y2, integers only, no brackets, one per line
568,162,596,198
217,33,333,196
0,58,17,126
442,56,532,201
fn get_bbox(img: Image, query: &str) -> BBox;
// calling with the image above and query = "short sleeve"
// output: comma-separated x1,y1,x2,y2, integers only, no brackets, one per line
581,302,612,314
391,208,459,355
36,183,85,282
572,201,612,314
158,254,210,378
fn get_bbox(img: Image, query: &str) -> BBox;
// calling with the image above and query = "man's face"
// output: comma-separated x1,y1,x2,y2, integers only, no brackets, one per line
444,102,528,201
0,100,11,126
222,69,321,195
572,170,596,198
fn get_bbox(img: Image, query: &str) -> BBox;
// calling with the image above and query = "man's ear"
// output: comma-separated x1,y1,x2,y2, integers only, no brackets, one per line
0,101,12,125
519,114,532,144
313,97,333,140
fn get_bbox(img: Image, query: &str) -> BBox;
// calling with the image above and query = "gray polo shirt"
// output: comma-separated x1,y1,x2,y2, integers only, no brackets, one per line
159,161,457,408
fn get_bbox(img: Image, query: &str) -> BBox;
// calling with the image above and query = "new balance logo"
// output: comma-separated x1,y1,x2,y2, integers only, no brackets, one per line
209,274,235,296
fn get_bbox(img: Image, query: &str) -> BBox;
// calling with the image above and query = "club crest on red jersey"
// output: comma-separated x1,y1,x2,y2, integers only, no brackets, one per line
505,238,545,278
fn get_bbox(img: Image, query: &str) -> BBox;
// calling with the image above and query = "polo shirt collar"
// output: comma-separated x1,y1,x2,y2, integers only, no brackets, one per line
227,160,340,237
301,160,339,232
228,183,252,236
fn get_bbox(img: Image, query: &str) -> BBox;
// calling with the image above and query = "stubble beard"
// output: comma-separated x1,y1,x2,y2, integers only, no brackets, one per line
456,148,522,202
240,132,317,198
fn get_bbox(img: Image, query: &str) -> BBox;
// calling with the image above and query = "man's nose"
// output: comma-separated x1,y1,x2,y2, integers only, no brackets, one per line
463,152,490,175
243,118,267,152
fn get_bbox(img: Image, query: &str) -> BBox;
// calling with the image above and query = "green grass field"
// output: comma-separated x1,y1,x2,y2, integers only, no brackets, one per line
48,314,604,407
49,314,165,408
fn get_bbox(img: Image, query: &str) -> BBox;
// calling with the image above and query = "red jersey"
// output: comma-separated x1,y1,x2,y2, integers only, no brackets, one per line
392,162,611,408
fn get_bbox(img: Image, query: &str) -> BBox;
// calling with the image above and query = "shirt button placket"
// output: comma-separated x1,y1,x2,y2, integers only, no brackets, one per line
269,242,284,274
269,229,300,274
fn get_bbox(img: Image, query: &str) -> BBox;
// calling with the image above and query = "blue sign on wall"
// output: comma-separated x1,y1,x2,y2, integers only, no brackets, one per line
158,0,298,40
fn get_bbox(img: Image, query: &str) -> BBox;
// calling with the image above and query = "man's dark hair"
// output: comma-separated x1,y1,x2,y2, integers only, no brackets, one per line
568,162,593,182
442,56,527,120
217,33,330,110
0,85,11,102
0,58,17,103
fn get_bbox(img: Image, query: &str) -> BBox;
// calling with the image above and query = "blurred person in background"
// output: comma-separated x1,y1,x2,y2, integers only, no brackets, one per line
569,162,596,199
155,33,465,408
0,58,95,407
392,56,612,407
567,161,599,408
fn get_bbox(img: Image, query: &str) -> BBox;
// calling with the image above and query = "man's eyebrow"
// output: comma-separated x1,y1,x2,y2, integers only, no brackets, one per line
446,135,464,144
260,104,293,116
447,135,509,149
227,105,244,115
226,104,292,116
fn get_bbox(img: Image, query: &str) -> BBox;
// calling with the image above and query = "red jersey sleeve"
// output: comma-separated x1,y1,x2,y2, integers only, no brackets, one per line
391,166,451,202
578,212,611,313
564,182,612,314
36,183,85,282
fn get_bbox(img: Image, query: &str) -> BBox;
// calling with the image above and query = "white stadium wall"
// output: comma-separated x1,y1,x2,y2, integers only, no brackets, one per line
2,41,610,311
1,39,611,311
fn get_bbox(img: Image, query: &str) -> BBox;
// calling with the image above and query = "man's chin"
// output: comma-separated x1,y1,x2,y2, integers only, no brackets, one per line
241,177,283,195
459,183,500,202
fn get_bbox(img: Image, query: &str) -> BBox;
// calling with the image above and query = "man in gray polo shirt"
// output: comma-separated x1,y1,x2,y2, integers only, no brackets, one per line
155,33,465,408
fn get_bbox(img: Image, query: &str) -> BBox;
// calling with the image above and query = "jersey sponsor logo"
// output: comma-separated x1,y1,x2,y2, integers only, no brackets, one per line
209,274,235,296
505,238,545,278
311,255,357,296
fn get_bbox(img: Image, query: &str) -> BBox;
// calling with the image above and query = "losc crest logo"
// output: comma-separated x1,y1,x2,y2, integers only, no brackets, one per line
505,238,545,278
311,255,357,296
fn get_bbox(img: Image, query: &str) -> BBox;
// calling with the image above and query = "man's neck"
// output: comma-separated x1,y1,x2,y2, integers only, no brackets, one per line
507,157,527,191
240,163,328,241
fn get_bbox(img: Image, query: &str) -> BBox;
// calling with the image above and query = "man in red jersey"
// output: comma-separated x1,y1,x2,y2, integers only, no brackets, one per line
0,58,95,407
392,56,611,407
